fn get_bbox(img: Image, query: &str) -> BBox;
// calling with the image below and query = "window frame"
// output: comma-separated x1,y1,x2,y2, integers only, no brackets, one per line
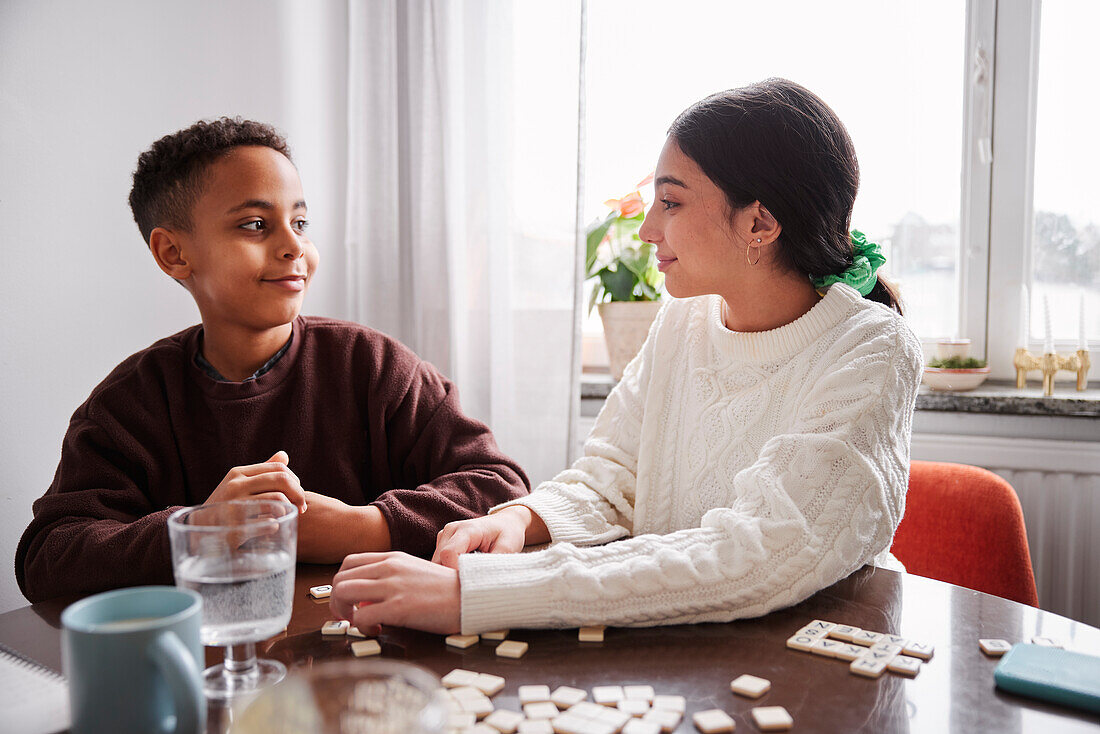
971,0,1096,380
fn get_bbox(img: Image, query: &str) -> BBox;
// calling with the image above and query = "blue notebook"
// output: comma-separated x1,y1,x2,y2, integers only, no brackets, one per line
994,643,1100,714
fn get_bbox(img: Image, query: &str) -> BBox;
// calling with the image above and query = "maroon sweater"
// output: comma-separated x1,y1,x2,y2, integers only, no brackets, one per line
16,316,529,602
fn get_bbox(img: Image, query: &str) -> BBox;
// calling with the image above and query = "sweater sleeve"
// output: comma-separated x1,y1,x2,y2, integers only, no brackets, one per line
458,320,922,633
15,415,179,603
371,362,530,558
487,304,664,547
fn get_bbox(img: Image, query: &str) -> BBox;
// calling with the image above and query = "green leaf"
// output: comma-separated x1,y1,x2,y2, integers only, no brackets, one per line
599,266,636,302
586,213,615,276
587,280,601,314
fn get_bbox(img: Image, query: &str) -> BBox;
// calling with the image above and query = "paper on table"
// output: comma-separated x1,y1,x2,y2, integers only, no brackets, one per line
0,643,70,734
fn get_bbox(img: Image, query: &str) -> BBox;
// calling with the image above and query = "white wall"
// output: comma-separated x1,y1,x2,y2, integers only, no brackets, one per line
0,0,350,612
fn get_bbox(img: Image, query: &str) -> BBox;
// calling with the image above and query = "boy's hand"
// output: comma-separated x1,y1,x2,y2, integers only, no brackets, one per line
431,505,541,569
297,492,391,563
330,552,460,635
204,451,308,514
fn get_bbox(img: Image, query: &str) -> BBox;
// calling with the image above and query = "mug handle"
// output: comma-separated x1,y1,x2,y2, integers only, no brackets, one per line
147,631,204,734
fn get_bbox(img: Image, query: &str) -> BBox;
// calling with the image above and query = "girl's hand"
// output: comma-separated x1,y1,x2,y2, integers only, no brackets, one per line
431,506,536,569
329,552,461,635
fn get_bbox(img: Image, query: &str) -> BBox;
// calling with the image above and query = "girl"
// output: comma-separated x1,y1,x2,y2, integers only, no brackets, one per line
330,78,922,634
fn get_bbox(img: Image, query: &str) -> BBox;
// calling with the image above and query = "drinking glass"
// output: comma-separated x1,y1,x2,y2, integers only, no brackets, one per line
167,499,297,700
231,660,448,734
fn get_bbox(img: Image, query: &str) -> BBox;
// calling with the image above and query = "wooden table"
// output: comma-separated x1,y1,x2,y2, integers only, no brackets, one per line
4,564,1098,732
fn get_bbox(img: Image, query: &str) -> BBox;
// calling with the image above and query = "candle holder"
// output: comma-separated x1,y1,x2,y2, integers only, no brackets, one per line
1013,347,1091,396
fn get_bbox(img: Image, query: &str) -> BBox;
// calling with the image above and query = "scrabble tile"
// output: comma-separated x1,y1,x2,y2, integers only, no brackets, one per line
595,706,632,729
902,640,935,660
804,619,838,634
651,694,685,713
321,620,349,635
476,673,507,696
550,713,587,734
833,643,869,661
869,642,902,657
550,685,588,709
642,708,682,733
811,638,844,658
851,630,885,646
459,694,495,718
622,719,662,734
827,624,861,642
449,711,477,729
786,634,817,652
579,626,606,642
446,634,480,649
1030,636,1063,648
617,698,650,717
730,673,771,698
471,724,501,734
484,709,524,733
483,629,510,641
691,708,735,733
518,720,554,734
860,649,898,665
887,655,922,677
881,634,908,647
351,639,381,657
524,701,561,720
567,702,607,720
519,685,552,704
979,638,1013,657
592,685,624,705
442,669,483,688
751,705,793,731
850,656,888,678
308,584,332,599
347,626,368,638
623,685,655,702
496,640,529,659
451,685,488,701
796,625,831,639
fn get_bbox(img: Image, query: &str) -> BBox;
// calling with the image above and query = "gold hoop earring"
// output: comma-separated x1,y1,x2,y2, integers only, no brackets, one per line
746,237,762,266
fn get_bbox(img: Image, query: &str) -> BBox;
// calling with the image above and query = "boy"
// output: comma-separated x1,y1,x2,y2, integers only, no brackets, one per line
16,118,529,603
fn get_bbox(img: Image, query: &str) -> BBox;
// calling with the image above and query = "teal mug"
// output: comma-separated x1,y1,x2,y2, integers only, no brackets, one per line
61,586,205,734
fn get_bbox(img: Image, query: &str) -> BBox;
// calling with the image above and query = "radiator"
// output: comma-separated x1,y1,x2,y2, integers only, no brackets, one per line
911,433,1100,627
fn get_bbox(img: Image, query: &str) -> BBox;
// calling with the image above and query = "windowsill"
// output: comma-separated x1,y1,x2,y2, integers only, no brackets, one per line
580,376,1100,418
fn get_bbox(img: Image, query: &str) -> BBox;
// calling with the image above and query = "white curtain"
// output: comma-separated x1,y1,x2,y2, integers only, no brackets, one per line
344,0,582,485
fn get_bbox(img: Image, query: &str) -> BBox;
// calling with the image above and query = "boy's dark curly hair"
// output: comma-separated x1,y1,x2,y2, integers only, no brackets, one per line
128,117,292,244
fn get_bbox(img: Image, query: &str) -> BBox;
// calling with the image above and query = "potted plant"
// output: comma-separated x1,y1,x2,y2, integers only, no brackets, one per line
586,176,663,379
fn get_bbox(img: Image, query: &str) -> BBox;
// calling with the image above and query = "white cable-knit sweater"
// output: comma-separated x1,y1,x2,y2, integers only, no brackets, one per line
459,284,923,633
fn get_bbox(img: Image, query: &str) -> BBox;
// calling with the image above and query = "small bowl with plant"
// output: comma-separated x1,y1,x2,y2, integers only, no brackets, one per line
923,355,990,391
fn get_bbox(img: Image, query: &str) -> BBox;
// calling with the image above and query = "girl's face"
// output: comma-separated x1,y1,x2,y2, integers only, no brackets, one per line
639,137,762,299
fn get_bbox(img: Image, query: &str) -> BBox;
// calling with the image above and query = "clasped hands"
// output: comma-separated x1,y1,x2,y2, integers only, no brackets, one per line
203,450,390,562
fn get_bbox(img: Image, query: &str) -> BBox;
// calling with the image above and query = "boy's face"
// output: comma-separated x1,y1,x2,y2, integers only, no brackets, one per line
174,146,318,335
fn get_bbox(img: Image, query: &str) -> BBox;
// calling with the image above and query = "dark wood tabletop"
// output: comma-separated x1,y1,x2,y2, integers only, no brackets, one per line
4,564,1098,733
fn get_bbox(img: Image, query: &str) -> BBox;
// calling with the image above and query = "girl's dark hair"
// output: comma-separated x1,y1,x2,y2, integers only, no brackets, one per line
668,78,902,313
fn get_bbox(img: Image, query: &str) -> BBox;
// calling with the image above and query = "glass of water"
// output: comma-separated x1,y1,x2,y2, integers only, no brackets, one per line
167,499,297,700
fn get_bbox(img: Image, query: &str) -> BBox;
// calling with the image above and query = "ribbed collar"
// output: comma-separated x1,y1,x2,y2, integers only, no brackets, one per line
706,283,861,363
186,317,306,400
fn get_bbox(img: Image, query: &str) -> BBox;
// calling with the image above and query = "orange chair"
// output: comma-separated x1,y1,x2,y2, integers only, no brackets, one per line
890,460,1039,607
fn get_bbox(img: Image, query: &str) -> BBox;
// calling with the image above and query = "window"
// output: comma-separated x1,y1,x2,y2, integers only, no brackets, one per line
1029,0,1099,349
582,0,1097,381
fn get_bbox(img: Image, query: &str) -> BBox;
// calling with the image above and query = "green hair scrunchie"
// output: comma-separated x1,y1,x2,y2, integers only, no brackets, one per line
811,230,886,296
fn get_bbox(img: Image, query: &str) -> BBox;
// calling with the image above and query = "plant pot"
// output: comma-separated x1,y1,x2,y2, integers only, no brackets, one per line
598,300,663,380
